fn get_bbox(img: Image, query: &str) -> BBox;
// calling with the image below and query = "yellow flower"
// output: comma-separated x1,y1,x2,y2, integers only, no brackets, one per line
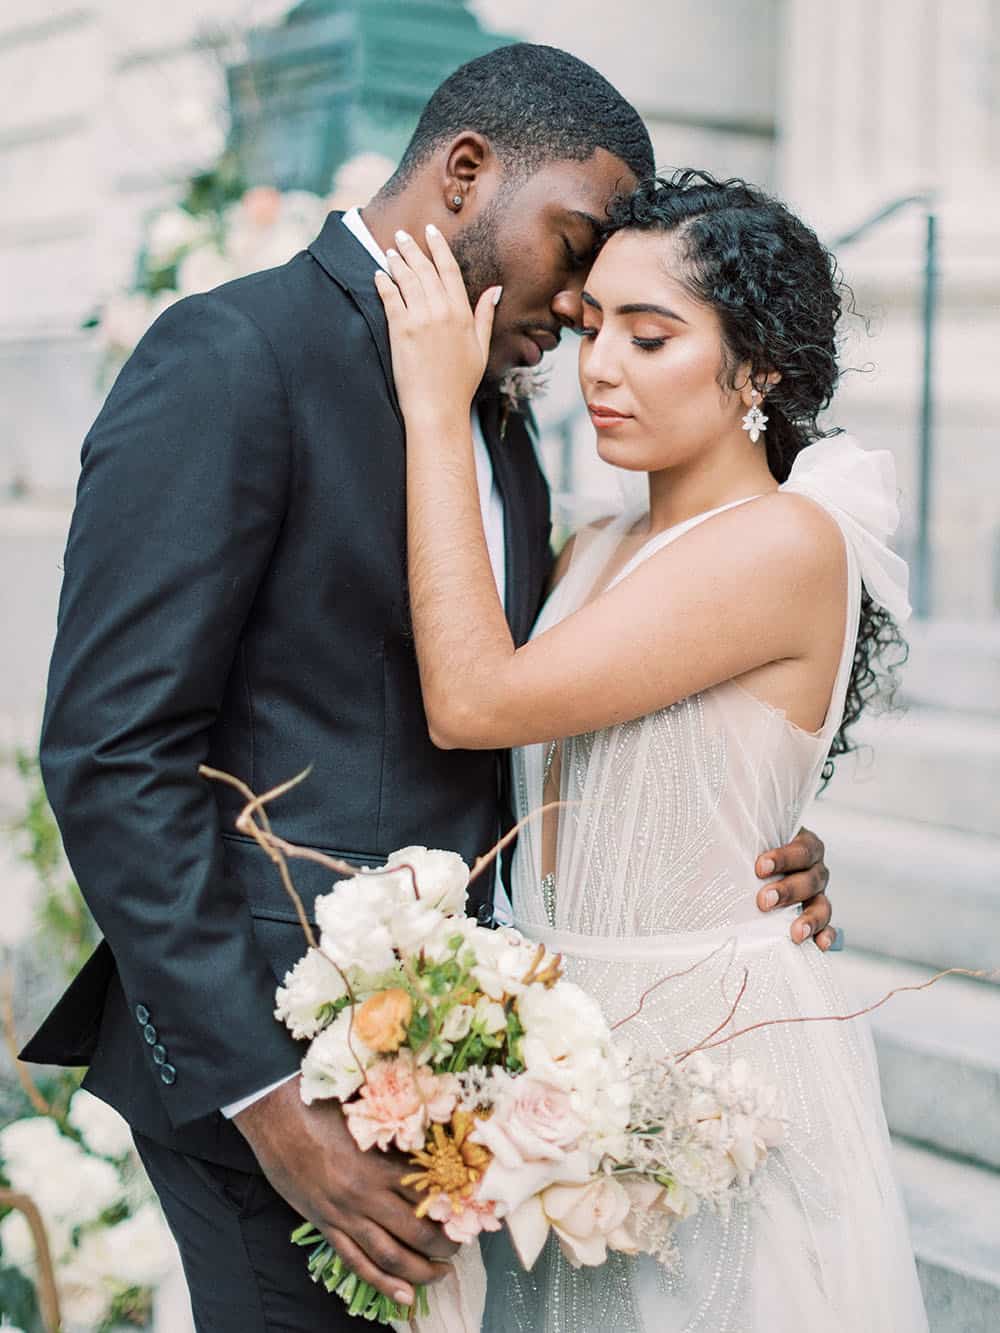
402,1111,493,1215
353,988,412,1053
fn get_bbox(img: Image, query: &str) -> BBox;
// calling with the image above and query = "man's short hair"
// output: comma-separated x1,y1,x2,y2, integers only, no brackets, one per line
387,43,654,191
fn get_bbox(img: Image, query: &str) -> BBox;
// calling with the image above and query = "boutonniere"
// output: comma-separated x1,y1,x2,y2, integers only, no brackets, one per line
498,367,549,439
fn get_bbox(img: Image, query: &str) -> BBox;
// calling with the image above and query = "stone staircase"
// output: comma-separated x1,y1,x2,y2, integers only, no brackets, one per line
816,620,1000,1332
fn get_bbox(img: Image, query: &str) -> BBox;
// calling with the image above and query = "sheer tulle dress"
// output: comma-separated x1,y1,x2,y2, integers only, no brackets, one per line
480,437,927,1332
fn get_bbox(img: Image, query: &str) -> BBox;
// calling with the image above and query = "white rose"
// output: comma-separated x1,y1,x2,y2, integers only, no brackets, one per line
1,1120,120,1226
274,947,347,1040
328,153,394,211
0,1116,64,1167
315,874,401,976
176,244,236,297
58,1240,113,1329
474,995,507,1035
421,914,479,965
471,929,547,1000
384,847,469,916
67,1090,133,1159
0,1209,40,1271
59,1153,123,1227
388,897,446,955
518,982,610,1066
299,1007,376,1104
101,1203,174,1287
440,1004,473,1043
147,208,208,266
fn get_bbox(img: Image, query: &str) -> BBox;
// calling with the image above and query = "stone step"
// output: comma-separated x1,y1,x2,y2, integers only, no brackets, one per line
900,620,1000,718
813,805,1000,981
822,705,1000,838
835,951,1000,1170
893,1138,1000,1333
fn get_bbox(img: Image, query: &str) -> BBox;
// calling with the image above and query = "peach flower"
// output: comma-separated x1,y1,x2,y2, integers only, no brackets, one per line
343,1050,458,1153
353,988,412,1053
427,1188,502,1244
242,186,282,227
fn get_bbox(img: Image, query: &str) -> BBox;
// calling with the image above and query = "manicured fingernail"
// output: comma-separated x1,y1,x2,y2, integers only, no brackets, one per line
426,223,440,236
762,889,779,910
758,857,775,876
799,921,812,940
395,230,411,245
394,1289,413,1305
386,248,399,259
493,285,503,305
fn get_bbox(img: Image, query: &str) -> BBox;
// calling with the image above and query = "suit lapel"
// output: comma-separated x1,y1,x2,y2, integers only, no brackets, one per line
308,211,403,425
479,395,534,645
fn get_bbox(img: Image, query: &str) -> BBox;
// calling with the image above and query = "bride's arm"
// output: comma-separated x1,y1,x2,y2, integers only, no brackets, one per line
376,228,845,752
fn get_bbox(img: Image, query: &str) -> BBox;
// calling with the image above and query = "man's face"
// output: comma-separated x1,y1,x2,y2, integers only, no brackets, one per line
451,149,638,380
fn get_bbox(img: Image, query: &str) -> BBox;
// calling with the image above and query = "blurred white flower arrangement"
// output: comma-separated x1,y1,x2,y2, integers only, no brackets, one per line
0,1094,174,1331
91,152,395,381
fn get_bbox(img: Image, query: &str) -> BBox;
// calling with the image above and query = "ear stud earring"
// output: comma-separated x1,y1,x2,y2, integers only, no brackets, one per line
451,195,463,210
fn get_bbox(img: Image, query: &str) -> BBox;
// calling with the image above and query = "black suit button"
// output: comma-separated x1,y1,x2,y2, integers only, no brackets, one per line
143,1024,157,1045
135,1004,150,1025
476,902,494,926
160,1064,177,1086
152,1044,167,1066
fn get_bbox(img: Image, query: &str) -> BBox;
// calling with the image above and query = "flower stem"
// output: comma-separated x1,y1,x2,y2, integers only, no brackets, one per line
291,1227,426,1325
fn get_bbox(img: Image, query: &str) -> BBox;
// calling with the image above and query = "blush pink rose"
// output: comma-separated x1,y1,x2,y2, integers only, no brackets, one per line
426,1188,502,1244
343,1050,458,1153
473,1077,585,1168
544,1177,632,1267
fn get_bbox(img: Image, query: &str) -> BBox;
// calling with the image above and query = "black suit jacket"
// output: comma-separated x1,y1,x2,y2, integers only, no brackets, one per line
21,212,553,1170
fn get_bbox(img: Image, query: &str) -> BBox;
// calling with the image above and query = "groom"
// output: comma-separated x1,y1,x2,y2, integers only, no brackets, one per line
23,44,835,1330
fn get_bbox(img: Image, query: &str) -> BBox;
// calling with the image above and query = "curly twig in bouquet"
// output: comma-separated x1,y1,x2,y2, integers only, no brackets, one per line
200,766,803,1329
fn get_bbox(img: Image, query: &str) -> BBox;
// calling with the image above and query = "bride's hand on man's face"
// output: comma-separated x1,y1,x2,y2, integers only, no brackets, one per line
374,225,501,426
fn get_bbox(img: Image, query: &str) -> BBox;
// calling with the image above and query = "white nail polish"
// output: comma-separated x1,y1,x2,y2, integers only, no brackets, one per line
386,248,399,259
426,223,439,236
395,230,411,245
493,286,503,305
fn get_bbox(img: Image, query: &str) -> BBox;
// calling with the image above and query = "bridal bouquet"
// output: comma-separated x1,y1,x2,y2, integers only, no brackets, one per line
271,842,786,1326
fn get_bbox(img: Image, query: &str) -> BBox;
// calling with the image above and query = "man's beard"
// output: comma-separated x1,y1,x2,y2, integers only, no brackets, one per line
451,200,505,385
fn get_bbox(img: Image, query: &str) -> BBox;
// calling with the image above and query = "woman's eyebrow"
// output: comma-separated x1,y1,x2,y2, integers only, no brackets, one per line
617,302,688,323
580,293,688,324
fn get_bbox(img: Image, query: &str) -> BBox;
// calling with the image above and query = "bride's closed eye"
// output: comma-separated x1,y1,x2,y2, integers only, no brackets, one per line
577,325,668,352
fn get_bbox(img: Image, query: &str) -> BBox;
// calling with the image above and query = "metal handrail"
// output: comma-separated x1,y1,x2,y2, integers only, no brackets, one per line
833,193,939,618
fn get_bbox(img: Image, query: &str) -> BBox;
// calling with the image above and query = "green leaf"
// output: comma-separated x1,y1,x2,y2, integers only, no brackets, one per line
0,1263,40,1332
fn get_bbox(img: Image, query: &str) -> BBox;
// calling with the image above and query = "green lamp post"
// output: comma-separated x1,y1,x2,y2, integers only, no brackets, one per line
227,0,515,195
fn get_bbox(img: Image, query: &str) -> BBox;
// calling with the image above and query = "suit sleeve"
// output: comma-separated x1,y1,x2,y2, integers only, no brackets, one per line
40,294,302,1128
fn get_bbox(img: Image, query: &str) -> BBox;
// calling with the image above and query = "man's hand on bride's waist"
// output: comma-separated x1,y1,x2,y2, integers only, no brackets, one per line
755,827,839,952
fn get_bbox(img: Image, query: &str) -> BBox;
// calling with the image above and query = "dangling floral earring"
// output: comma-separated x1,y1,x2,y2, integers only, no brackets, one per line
741,388,768,443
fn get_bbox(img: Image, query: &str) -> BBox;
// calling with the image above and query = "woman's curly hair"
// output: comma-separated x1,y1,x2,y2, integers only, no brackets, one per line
604,171,907,781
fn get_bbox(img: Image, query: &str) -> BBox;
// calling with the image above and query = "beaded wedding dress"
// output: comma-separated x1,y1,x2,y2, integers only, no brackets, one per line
480,437,928,1332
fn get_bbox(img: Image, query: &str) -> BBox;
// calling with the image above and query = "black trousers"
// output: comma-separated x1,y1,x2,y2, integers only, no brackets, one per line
133,1132,361,1331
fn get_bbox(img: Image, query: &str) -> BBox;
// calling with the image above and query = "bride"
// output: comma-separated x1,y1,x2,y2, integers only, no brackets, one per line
374,171,927,1331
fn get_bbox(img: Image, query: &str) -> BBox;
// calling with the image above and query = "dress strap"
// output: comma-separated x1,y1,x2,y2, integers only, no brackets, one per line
607,494,765,590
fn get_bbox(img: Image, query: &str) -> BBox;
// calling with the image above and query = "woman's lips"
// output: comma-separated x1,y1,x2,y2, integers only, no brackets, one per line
588,404,633,428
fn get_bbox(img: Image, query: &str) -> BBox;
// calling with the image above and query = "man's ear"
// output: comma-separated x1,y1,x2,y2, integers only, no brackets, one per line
442,133,493,216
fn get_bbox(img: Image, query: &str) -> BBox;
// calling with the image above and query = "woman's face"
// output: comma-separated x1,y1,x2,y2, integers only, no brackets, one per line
578,229,748,472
